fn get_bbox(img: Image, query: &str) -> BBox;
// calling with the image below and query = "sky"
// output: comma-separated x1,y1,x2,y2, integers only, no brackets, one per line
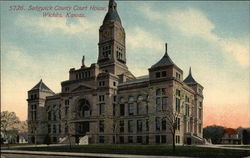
1,1,249,128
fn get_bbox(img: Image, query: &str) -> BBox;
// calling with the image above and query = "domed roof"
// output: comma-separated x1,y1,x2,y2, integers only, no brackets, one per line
184,67,197,84
103,0,121,23
151,43,176,68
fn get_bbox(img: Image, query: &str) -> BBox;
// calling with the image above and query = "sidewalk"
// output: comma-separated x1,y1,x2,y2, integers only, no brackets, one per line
194,144,250,151
1,150,190,158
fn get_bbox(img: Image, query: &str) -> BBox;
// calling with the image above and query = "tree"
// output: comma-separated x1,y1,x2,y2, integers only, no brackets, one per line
162,105,180,153
17,121,28,133
1,111,20,147
242,129,250,144
203,125,225,144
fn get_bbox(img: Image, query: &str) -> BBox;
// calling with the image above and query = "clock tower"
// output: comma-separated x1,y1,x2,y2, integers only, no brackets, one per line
97,0,128,75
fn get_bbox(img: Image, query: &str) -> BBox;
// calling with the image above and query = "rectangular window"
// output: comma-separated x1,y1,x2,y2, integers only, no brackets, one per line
146,119,149,131
48,111,52,121
48,124,51,133
137,103,144,115
59,124,61,133
137,120,142,132
162,119,166,131
65,87,69,92
161,135,166,143
99,120,104,132
65,107,69,116
128,103,134,115
162,97,167,111
156,117,161,131
156,89,161,96
113,104,116,116
99,136,104,143
156,97,161,112
162,88,167,95
53,124,56,134
176,89,181,97
99,95,105,102
119,136,124,144
176,117,180,130
199,108,202,119
137,136,142,143
185,104,190,116
99,81,105,87
128,120,133,133
146,136,149,144
113,82,116,86
175,135,180,144
120,120,124,133
162,71,166,77
58,110,61,120
199,123,202,133
176,98,180,113
53,112,57,121
113,96,117,102
128,136,133,143
155,135,160,144
156,72,161,78
120,104,125,116
65,100,69,105
65,123,68,133
99,103,105,115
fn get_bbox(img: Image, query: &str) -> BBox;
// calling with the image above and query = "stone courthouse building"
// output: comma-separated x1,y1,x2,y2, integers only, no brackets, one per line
27,0,204,145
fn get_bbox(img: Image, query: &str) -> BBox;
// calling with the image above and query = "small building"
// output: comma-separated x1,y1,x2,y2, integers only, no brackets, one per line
221,128,241,144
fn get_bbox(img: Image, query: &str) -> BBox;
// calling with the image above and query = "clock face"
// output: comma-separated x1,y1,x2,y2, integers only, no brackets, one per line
119,31,124,40
103,30,110,39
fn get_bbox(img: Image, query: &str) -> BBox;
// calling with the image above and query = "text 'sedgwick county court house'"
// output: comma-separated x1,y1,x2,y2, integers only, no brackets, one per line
27,0,204,145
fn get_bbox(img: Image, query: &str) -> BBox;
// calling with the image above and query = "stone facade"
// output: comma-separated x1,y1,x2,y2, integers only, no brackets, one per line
27,0,204,145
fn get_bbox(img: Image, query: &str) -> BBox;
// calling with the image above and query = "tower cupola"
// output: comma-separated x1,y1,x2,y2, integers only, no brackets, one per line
184,67,198,84
103,0,121,23
151,43,176,68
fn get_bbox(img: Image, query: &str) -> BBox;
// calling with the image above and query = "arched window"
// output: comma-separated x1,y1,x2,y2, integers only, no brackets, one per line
78,99,90,117
137,95,143,101
119,97,125,104
128,97,134,102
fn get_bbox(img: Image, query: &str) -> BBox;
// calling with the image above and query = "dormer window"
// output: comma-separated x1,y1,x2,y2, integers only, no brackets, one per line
176,72,181,80
99,81,105,87
156,72,161,78
65,87,69,92
162,71,166,77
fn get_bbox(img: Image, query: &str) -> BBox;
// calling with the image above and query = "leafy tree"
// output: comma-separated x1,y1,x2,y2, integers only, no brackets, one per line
1,111,20,147
203,125,225,144
242,129,250,144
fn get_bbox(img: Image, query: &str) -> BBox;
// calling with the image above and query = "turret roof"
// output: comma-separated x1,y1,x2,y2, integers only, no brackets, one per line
103,0,121,23
183,67,197,84
31,79,53,92
151,43,176,68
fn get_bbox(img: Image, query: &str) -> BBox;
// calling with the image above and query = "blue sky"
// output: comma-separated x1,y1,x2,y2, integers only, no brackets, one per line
1,0,249,128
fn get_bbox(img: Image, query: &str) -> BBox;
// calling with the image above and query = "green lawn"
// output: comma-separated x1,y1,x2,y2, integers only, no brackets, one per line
221,145,250,149
8,144,250,158
1,144,31,147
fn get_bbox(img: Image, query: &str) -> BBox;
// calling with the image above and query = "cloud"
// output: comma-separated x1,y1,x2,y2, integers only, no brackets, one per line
138,6,249,67
16,15,98,35
127,27,163,51
220,39,249,66
165,8,218,42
